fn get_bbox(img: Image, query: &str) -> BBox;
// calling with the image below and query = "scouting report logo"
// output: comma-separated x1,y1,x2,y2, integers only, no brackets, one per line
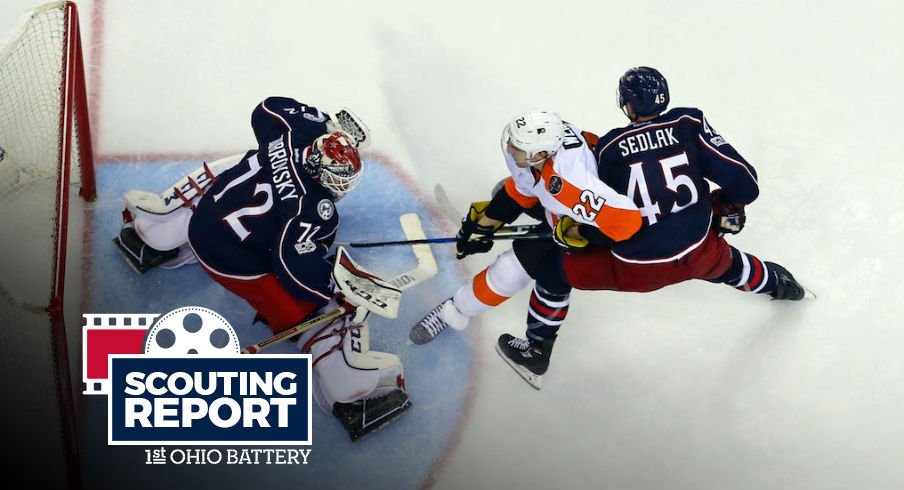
82,307,313,448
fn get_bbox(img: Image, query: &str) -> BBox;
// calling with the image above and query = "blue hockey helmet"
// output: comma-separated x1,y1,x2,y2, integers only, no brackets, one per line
617,66,669,118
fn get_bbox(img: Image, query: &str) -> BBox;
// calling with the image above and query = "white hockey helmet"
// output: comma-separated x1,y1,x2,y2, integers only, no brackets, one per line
502,110,566,163
304,132,363,200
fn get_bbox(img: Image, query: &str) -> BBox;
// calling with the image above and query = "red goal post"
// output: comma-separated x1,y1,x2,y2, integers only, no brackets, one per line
0,1,95,489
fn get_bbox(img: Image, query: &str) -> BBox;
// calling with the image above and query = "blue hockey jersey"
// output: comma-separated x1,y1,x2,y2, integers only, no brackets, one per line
594,107,759,263
188,97,338,305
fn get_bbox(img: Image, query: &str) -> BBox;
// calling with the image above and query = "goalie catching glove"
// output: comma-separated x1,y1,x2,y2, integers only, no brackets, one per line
553,216,589,251
456,201,503,259
710,189,746,235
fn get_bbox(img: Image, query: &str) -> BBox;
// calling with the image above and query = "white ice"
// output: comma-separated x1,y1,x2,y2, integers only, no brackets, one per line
2,1,903,489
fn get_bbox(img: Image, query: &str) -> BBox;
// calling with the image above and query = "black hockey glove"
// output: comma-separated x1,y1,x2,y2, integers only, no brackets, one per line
552,216,589,251
456,201,500,259
711,190,746,235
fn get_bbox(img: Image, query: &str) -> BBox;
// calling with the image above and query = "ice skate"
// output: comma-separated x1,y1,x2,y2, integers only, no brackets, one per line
766,262,806,301
495,334,555,390
409,299,468,345
332,389,411,442
112,225,180,274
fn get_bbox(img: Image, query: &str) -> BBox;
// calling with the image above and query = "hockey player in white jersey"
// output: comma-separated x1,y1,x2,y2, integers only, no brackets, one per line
410,110,642,389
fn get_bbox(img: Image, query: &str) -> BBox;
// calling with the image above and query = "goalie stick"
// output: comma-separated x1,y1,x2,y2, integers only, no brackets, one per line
242,305,352,354
389,212,438,289
241,213,437,354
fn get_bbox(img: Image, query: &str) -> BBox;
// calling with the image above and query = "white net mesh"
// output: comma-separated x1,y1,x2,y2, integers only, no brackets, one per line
0,3,89,488
0,3,68,308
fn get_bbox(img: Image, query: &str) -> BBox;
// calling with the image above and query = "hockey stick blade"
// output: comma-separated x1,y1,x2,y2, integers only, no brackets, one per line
433,183,462,226
392,213,438,289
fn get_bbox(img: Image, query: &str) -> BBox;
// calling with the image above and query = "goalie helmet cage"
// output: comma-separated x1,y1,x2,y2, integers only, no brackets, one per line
0,1,94,489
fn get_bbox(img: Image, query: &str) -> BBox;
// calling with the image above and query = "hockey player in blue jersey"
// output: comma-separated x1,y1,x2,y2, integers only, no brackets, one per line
411,68,806,390
186,98,357,328
516,67,806,386
113,97,410,440
564,66,805,301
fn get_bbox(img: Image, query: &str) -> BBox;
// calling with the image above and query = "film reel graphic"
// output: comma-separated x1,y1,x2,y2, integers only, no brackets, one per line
144,306,240,356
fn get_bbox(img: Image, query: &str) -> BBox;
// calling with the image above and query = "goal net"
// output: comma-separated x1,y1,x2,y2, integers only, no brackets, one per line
0,2,95,488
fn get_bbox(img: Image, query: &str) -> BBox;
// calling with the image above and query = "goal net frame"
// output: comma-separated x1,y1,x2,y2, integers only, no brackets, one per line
0,2,95,488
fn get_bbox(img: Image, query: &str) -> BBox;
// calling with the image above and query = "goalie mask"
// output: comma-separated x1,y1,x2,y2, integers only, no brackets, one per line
303,132,363,200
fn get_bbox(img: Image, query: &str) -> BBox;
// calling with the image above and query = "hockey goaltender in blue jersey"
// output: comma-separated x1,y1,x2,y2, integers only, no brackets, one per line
188,97,341,305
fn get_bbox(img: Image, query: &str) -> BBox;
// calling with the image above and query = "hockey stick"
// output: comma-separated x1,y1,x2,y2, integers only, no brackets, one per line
241,213,438,354
433,183,463,225
345,231,551,248
389,212,438,289
342,184,551,248
432,182,549,236
241,305,352,354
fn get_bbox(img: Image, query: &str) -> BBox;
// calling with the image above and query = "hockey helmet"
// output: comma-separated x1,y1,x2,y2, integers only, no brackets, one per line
617,66,669,118
304,132,363,200
502,110,566,164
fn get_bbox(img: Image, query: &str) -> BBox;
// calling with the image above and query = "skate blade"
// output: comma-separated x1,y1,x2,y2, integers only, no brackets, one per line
112,237,148,274
408,325,437,345
495,343,543,390
158,250,198,270
351,398,412,442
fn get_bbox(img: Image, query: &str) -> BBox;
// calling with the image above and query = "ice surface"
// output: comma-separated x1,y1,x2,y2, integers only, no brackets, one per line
2,0,903,489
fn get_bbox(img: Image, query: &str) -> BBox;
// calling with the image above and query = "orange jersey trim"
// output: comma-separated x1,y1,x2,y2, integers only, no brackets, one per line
472,269,509,306
540,162,641,242
581,130,600,149
503,177,540,209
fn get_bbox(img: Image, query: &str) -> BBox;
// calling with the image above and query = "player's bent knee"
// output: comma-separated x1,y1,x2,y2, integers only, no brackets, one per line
486,249,533,296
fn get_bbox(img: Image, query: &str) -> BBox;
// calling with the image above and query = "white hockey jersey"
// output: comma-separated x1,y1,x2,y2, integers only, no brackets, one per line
502,122,641,242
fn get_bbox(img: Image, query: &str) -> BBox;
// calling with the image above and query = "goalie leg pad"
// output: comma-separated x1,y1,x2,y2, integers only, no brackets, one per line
121,153,246,251
127,204,194,252
300,319,404,410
